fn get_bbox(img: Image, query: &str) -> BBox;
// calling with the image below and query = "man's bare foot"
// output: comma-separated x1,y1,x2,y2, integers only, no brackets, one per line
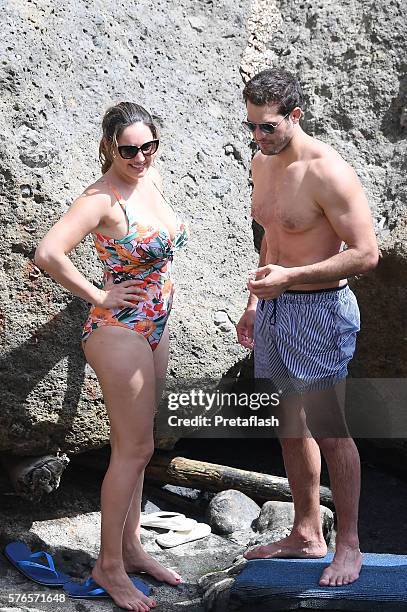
319,543,362,587
123,545,182,586
92,561,157,611
244,535,328,560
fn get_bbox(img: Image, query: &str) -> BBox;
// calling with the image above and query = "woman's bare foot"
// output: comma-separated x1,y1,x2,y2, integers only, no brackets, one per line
92,561,157,611
244,534,328,560
319,543,362,586
123,544,182,586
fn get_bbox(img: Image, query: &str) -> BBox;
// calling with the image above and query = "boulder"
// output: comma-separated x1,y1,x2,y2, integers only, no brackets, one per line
255,500,334,543
206,489,261,535
0,0,254,456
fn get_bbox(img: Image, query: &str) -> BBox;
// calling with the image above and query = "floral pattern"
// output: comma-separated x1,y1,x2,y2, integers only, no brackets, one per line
82,196,188,350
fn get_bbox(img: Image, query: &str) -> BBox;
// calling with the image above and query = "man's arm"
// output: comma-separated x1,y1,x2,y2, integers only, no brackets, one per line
246,234,267,309
249,157,379,298
288,159,378,284
236,155,267,348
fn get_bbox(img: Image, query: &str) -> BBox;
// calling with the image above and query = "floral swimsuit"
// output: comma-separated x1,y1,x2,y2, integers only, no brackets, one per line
82,181,188,350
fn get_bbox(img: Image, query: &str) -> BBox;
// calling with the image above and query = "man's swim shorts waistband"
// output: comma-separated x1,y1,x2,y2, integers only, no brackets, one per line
282,283,349,303
260,284,350,307
285,283,348,295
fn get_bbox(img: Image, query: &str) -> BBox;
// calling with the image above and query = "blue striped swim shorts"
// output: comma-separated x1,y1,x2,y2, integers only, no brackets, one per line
254,284,360,394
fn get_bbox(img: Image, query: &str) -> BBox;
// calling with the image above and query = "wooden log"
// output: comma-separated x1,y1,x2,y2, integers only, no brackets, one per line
73,450,334,509
0,453,70,501
145,455,334,509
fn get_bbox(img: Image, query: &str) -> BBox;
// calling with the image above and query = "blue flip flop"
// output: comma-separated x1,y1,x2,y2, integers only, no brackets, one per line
64,575,152,599
3,541,70,586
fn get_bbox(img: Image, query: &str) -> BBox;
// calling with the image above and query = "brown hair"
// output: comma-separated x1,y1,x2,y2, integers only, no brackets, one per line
243,68,304,114
99,102,158,174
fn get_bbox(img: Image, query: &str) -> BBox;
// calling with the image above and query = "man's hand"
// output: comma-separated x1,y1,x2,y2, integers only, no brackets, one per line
236,307,257,349
248,264,291,299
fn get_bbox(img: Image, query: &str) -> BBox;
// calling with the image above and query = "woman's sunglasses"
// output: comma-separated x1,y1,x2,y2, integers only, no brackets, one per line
117,139,159,159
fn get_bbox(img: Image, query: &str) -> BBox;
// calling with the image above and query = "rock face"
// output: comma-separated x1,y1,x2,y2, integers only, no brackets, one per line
0,0,254,455
1,0,405,457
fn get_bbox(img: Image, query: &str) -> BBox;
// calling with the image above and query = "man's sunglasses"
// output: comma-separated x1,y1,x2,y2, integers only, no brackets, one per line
117,139,159,159
242,113,290,134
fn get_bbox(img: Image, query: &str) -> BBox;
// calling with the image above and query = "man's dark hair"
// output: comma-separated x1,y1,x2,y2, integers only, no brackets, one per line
243,68,304,114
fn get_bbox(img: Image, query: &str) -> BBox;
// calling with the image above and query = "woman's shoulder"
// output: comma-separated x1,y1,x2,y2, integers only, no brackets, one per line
82,178,111,198
75,179,114,210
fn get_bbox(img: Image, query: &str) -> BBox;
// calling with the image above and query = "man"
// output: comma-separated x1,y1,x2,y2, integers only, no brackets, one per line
236,68,379,587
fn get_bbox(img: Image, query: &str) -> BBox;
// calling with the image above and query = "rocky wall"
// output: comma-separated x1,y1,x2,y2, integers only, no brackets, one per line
1,0,406,457
0,0,254,455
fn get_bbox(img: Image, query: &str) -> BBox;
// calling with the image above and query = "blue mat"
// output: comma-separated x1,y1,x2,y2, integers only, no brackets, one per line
230,553,407,611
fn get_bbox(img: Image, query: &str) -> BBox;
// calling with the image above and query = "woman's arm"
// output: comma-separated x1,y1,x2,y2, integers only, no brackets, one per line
36,191,148,309
35,193,109,305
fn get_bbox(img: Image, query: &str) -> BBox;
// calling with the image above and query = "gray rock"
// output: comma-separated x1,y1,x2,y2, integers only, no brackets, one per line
188,16,206,32
224,143,244,162
0,469,242,612
254,500,334,543
0,0,252,457
206,489,261,535
214,310,235,332
199,557,247,612
1,0,405,464
20,184,32,198
224,527,257,548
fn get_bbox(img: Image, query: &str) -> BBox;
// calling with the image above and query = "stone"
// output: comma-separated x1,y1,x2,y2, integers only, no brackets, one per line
188,16,205,32
0,468,244,612
199,557,247,612
20,184,32,198
254,500,334,543
1,0,405,465
224,143,244,162
214,310,235,332
206,489,261,535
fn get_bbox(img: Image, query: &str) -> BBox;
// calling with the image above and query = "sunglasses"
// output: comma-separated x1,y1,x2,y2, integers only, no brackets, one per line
242,113,290,134
117,139,159,159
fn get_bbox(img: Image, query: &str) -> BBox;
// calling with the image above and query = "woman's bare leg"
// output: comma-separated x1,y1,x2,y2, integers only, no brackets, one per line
122,325,182,584
84,326,157,611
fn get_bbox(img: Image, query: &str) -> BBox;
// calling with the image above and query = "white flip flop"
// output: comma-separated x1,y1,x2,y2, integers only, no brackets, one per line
156,522,211,548
140,511,197,531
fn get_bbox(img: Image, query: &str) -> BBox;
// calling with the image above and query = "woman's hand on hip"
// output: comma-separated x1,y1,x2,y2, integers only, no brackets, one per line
96,278,148,309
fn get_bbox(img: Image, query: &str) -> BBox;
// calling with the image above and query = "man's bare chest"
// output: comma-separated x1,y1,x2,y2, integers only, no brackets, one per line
252,175,323,233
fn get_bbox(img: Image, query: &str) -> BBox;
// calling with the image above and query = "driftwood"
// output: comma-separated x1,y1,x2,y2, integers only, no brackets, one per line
0,453,70,501
145,455,334,509
73,450,334,509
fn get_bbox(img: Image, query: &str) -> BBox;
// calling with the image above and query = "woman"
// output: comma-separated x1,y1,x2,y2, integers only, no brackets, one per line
35,102,188,611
